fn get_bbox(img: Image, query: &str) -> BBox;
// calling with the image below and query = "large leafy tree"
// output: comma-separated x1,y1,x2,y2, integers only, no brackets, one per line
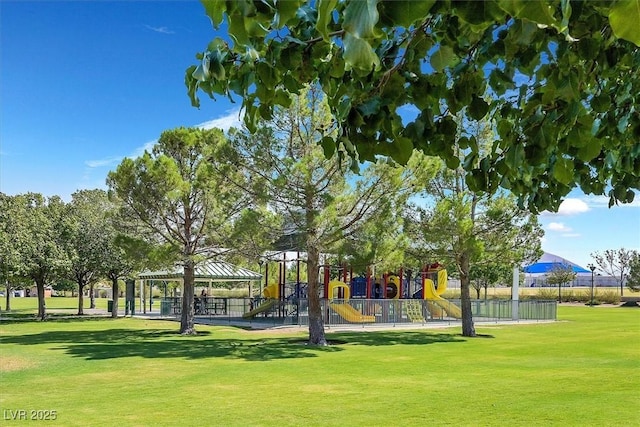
107,127,251,334
8,194,69,320
65,189,113,315
187,0,640,213
405,141,543,336
0,193,20,311
226,86,411,345
591,248,638,296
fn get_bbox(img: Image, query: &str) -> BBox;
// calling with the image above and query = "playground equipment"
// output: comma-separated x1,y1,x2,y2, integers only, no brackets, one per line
327,280,375,323
422,269,462,319
321,262,462,321
242,284,279,318
243,281,308,319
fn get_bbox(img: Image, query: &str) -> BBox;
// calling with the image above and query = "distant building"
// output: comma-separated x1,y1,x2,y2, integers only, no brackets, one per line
523,252,621,287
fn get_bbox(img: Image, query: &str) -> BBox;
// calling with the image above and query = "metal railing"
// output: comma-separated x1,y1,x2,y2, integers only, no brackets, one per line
159,297,557,327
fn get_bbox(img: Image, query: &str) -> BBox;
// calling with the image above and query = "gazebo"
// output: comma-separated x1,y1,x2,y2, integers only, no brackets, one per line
136,260,261,314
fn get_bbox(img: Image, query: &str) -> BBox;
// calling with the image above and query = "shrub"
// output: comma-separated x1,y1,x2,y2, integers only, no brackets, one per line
534,288,558,301
560,290,575,303
598,289,620,305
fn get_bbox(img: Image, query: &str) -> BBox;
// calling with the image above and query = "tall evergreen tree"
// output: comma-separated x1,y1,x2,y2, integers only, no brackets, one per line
108,127,251,334
226,86,411,345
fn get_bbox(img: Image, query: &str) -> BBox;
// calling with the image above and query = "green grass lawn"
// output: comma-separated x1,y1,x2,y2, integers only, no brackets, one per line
1,305,638,426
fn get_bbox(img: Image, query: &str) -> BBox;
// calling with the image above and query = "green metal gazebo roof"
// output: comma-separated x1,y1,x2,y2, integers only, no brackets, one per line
138,260,261,282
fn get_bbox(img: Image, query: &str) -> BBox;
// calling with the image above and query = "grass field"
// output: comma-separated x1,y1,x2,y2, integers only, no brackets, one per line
1,304,638,426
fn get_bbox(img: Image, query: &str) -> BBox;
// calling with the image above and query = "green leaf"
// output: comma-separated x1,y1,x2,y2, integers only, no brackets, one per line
455,0,502,26
344,0,381,39
316,0,339,40
553,157,573,185
343,33,381,73
380,0,436,27
498,0,558,27
191,63,208,82
591,93,610,113
357,97,382,116
431,45,457,72
320,136,336,158
273,89,292,108
609,0,640,46
387,136,414,165
185,65,200,108
576,140,601,162
505,144,524,170
469,96,490,120
202,0,226,28
256,62,277,89
207,50,225,80
275,0,304,27
227,14,249,45
555,72,580,101
497,119,512,139
566,125,589,148
463,152,478,170
445,155,460,169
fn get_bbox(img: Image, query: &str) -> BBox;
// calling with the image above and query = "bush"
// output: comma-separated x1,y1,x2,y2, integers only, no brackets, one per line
532,288,558,301
560,290,575,303
598,289,620,305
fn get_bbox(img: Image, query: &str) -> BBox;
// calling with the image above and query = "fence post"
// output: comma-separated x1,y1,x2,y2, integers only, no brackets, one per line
512,265,519,321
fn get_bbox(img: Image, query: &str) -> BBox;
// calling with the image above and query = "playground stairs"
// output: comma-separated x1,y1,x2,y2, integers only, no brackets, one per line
404,300,425,323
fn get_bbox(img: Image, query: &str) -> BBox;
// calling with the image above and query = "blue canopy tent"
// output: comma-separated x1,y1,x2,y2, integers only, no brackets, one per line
523,252,590,274
524,263,590,274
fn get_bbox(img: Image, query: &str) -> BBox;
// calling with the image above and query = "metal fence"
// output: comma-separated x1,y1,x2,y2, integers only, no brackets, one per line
159,297,557,327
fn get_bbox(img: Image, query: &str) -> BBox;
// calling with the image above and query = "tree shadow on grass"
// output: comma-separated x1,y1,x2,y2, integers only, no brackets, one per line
327,330,467,346
2,327,465,362
1,328,339,361
0,313,117,324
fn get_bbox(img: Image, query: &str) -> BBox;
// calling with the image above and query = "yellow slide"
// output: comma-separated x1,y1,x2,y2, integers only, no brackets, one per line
330,303,375,323
423,270,462,319
242,300,276,318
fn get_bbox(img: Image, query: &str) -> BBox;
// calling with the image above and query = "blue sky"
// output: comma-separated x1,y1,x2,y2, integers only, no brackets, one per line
1,1,638,271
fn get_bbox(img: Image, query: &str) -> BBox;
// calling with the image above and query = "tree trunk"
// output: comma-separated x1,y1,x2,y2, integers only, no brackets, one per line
180,261,196,335
5,284,11,311
111,277,119,319
78,283,85,315
475,286,481,299
459,253,476,337
90,283,96,309
36,281,46,320
558,283,562,303
306,244,327,345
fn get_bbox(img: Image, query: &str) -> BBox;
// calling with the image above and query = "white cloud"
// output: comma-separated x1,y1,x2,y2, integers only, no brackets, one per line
196,109,243,132
558,198,590,215
543,198,590,216
548,222,571,232
85,157,122,168
130,140,157,159
561,233,581,238
583,193,640,209
145,25,175,34
83,110,242,176
546,222,581,237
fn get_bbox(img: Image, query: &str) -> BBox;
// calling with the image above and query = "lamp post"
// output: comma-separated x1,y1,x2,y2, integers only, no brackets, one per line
587,263,596,306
